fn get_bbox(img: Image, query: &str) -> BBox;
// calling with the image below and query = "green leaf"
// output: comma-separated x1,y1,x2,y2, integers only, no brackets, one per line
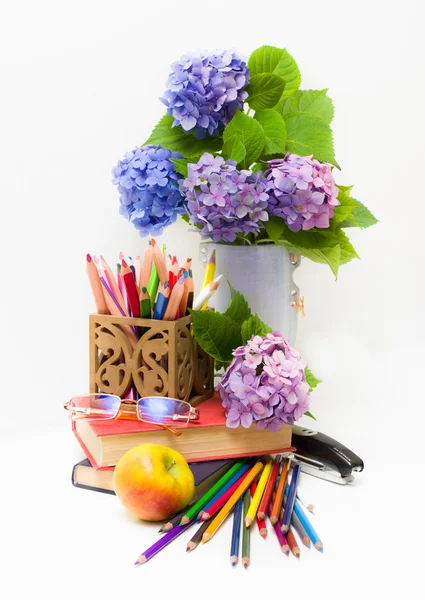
332,190,359,225
222,136,246,165
285,113,338,167
144,114,222,156
254,109,287,156
189,310,242,363
170,158,189,177
248,46,301,100
335,229,360,264
246,74,286,110
224,283,252,324
264,215,286,245
305,367,322,391
351,200,378,228
304,411,317,421
278,90,334,124
222,110,265,168
299,245,342,278
241,315,272,345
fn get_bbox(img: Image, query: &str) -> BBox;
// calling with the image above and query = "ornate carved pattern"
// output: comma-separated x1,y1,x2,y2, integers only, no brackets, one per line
132,329,170,398
175,324,194,401
93,322,133,397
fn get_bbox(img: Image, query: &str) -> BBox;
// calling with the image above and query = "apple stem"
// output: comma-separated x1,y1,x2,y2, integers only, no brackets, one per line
167,461,177,472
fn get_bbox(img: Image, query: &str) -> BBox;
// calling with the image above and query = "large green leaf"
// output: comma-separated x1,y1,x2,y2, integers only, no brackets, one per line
248,45,301,100
144,114,222,156
224,284,252,324
285,113,338,167
189,310,242,363
221,137,246,165
337,198,379,229
305,367,322,391
241,315,272,345
254,109,287,156
278,89,334,124
222,110,265,168
264,215,286,245
246,74,286,110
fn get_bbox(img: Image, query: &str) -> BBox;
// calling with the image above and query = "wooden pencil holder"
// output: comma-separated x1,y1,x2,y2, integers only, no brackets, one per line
89,313,214,406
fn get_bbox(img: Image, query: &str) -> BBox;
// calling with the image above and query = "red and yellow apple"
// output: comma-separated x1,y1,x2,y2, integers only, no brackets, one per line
113,444,195,521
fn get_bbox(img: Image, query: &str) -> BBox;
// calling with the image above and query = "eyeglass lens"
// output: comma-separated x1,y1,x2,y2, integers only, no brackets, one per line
70,394,121,419
137,397,191,427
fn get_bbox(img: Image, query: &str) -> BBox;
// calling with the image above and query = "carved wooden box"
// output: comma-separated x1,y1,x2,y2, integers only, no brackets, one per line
89,314,214,406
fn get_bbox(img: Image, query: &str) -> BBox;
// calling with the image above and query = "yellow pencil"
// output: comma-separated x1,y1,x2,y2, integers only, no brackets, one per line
202,461,264,544
245,459,273,527
200,250,216,309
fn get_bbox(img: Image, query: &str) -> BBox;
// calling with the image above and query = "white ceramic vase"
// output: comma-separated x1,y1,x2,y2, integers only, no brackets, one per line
199,242,300,345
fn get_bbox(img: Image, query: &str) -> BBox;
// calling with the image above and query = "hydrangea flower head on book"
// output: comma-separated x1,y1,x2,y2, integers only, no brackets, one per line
112,45,377,277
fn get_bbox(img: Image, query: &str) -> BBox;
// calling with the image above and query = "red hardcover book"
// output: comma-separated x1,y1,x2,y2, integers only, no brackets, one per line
72,393,293,469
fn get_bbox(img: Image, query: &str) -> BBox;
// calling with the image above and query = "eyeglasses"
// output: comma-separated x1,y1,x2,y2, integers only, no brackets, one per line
64,394,199,436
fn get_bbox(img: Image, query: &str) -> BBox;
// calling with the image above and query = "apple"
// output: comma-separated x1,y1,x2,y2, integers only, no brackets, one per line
113,444,195,521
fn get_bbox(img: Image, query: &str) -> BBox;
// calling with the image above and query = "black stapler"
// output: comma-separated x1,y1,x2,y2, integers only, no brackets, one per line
291,425,364,484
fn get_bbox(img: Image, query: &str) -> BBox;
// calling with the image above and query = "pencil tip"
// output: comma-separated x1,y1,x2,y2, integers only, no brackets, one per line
122,259,128,268
86,253,92,262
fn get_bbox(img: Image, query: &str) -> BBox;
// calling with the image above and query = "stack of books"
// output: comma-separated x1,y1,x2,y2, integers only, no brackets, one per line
72,393,293,494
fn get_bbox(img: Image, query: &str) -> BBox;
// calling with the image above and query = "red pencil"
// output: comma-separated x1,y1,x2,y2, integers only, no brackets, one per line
250,481,267,539
121,259,140,318
257,455,281,520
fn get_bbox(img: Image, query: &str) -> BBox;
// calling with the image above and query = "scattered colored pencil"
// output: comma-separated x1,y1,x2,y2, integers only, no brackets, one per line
245,459,272,527
257,455,281,520
291,510,311,548
287,527,300,558
192,274,222,311
271,519,290,555
180,460,247,525
242,490,251,568
202,461,264,543
134,519,195,565
200,462,253,521
230,497,243,566
186,519,210,552
296,486,315,514
293,498,323,552
250,481,267,539
270,457,290,525
281,463,300,532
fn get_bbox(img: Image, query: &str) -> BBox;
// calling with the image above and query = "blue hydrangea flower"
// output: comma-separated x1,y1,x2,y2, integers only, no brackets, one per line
181,153,269,242
112,145,185,237
161,49,250,138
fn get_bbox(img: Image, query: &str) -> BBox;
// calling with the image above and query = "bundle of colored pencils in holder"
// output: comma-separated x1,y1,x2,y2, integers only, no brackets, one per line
86,242,222,325
134,454,323,568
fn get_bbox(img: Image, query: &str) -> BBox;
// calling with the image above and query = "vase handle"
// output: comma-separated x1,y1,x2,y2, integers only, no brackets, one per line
289,254,305,318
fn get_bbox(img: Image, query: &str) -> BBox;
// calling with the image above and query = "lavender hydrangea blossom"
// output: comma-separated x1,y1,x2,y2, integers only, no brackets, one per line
217,333,310,431
266,154,340,232
161,49,249,138
181,153,269,242
112,145,185,237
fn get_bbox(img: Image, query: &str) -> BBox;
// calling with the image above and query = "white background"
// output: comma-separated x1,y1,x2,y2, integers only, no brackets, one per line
1,1,424,598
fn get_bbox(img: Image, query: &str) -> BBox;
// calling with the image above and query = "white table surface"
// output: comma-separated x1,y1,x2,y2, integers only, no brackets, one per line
1,423,421,600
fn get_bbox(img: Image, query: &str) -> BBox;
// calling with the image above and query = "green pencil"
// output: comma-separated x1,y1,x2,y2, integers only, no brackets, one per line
180,460,246,524
147,262,159,305
242,490,251,568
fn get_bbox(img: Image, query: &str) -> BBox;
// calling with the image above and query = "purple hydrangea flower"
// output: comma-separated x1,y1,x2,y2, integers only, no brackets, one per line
181,153,269,242
217,333,310,431
112,145,185,237
266,154,340,232
161,49,249,138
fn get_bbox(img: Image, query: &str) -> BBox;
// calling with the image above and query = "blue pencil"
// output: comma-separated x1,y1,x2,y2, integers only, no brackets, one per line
153,281,169,319
230,497,243,566
293,497,323,552
199,462,253,519
281,463,300,532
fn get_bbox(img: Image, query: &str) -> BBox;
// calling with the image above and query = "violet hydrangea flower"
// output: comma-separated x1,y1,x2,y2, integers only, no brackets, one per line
266,154,340,232
161,49,249,138
181,153,269,242
112,145,185,237
217,332,310,431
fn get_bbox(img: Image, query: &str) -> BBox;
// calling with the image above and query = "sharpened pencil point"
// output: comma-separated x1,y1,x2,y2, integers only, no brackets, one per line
230,556,238,567
86,253,92,262
180,517,189,525
202,533,211,543
245,517,252,527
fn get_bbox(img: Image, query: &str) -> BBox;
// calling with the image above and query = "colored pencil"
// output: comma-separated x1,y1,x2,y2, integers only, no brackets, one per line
134,519,195,565
251,482,267,539
153,281,170,319
139,286,151,319
180,257,192,272
296,486,314,514
192,274,222,311
230,497,243,566
180,460,247,524
159,498,199,533
270,457,290,525
242,490,251,568
121,260,140,318
200,462,253,520
163,274,186,320
200,249,216,309
186,519,210,552
186,269,195,311
86,254,108,314
257,455,281,520
291,510,311,548
134,255,141,287
140,242,153,290
97,271,139,348
180,274,190,317
293,498,323,552
151,238,168,284
272,520,290,555
245,459,272,527
281,463,300,532
99,255,126,313
202,461,264,543
287,527,300,558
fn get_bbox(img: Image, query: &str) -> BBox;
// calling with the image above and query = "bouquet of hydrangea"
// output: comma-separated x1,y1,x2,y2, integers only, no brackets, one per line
113,45,377,277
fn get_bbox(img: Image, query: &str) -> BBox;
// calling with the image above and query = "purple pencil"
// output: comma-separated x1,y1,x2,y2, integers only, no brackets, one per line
134,520,195,566
273,521,290,555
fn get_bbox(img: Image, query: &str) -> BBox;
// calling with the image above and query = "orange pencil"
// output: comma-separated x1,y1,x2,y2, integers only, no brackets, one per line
287,527,300,558
134,255,141,288
270,458,291,525
257,455,281,520
140,242,154,289
151,239,168,284
163,275,186,320
202,461,264,544
86,254,108,314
